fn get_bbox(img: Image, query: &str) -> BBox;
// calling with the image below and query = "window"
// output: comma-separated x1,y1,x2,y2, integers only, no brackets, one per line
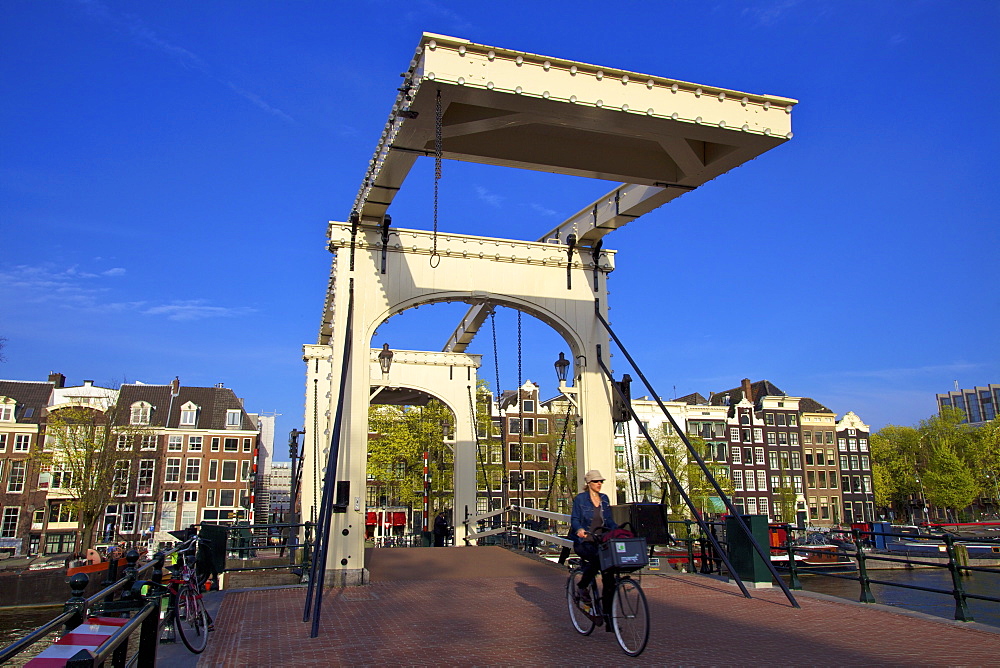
861,455,870,470
793,475,803,494
183,490,198,503
164,490,178,502
221,460,238,482
639,453,651,471
788,415,797,427
840,476,850,492
757,470,766,491
742,428,752,443
116,434,131,450
733,470,744,491
743,447,752,464
824,431,833,444
509,443,521,462
753,428,763,443
731,447,742,464
509,472,521,490
209,460,219,482
242,438,252,453
523,471,535,491
840,455,849,470
131,402,151,425
745,472,756,491
740,414,750,425
49,501,77,523
51,466,73,489
829,473,838,488
538,444,549,462
537,470,550,491
730,427,739,441
113,460,130,496
537,419,548,435
778,432,788,445
803,431,812,445
189,436,203,452
0,402,13,421
137,460,154,495
838,438,847,451
185,458,201,483
139,502,155,534
859,438,868,451
746,497,758,514
139,435,157,450
766,432,776,446
759,497,769,518
168,435,183,451
522,400,535,413
780,451,790,470
0,433,6,451
863,476,872,493
777,414,786,427
224,438,238,452
754,447,765,465
791,451,801,469
12,434,32,452
768,451,778,469
491,420,501,437
120,503,137,533
241,460,251,481
765,413,774,426
807,471,816,489
165,458,181,482
771,475,780,491
219,489,235,507
789,432,798,446
2,507,20,537
819,471,827,488
211,437,220,452
847,455,858,470
180,403,199,426
490,444,502,464
226,409,242,427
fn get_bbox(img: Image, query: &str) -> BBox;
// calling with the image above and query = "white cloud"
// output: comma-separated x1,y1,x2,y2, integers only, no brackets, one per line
75,0,293,122
741,0,803,27
141,301,257,321
475,186,504,208
528,203,558,218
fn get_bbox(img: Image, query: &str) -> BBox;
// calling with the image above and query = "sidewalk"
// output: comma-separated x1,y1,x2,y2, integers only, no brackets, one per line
194,547,1000,666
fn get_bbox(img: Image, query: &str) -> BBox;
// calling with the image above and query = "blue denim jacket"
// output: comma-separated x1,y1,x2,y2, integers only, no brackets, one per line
570,491,617,544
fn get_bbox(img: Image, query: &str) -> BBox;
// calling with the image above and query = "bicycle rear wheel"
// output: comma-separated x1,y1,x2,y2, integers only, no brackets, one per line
566,569,596,635
612,578,649,656
176,585,210,653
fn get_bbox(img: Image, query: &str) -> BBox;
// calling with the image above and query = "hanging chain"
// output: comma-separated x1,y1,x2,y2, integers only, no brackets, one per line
490,309,501,404
516,311,524,510
430,89,443,268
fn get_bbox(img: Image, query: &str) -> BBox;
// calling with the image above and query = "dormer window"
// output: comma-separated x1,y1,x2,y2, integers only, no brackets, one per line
0,398,15,422
226,409,242,428
180,402,200,426
131,401,152,425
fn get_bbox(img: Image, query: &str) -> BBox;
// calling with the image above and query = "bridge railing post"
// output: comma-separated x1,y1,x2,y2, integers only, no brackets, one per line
943,534,974,622
64,573,89,632
785,524,801,590
852,528,877,603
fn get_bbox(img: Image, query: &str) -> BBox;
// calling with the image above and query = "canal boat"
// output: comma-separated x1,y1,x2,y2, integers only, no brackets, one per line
771,545,857,571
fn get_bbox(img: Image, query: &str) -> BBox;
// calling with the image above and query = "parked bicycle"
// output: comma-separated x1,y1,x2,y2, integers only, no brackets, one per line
160,538,213,653
566,535,650,657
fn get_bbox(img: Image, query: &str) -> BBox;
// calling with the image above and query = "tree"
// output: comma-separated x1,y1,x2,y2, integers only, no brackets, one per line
923,444,979,522
35,402,151,553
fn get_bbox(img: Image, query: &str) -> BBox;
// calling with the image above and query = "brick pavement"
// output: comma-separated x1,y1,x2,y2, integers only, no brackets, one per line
196,547,1000,666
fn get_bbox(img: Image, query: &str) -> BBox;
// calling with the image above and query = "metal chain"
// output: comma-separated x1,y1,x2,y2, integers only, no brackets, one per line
490,308,500,402
430,89,442,268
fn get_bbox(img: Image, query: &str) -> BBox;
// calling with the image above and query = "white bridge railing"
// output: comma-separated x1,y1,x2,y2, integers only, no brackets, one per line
463,505,573,549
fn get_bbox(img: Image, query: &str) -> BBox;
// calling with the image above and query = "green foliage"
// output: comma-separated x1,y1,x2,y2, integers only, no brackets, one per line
872,408,1000,520
35,403,150,552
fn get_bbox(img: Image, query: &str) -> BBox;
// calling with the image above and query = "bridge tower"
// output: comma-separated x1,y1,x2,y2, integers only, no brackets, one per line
303,33,795,585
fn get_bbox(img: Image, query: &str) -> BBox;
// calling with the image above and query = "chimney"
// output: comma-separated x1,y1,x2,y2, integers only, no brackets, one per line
741,378,754,403
48,372,66,388
170,377,180,396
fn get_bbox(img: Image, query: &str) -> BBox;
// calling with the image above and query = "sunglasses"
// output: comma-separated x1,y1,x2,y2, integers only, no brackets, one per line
590,479,604,483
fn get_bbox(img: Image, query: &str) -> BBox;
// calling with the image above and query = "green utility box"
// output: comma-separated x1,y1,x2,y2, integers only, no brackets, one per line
724,515,771,587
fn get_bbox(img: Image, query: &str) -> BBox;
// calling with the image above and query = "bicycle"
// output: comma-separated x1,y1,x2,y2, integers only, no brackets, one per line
163,538,213,654
566,536,650,657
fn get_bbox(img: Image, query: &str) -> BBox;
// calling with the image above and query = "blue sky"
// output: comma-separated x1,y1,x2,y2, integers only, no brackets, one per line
2,1,998,456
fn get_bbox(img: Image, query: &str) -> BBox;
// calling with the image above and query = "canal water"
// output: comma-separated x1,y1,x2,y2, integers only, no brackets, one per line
0,605,63,665
782,568,1000,627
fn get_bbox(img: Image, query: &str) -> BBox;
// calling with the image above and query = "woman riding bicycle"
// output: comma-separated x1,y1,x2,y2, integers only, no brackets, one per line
570,469,617,628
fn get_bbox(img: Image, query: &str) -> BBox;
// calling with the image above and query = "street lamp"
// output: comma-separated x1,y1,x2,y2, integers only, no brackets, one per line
554,352,570,383
915,474,929,525
378,343,393,376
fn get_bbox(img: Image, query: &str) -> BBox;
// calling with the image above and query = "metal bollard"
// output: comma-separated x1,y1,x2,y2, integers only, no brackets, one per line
785,528,802,590
943,535,974,622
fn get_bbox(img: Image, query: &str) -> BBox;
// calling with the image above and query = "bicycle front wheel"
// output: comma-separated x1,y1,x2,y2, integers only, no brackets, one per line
612,578,649,657
566,569,596,635
176,585,210,653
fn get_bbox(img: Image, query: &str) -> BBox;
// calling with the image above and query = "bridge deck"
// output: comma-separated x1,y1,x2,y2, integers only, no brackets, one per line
200,547,999,666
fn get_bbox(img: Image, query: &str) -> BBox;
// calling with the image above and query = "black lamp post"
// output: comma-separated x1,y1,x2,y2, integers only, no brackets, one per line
554,352,570,384
378,343,393,376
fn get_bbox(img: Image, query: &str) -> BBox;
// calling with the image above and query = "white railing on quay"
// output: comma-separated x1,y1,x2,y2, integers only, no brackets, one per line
464,504,573,549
